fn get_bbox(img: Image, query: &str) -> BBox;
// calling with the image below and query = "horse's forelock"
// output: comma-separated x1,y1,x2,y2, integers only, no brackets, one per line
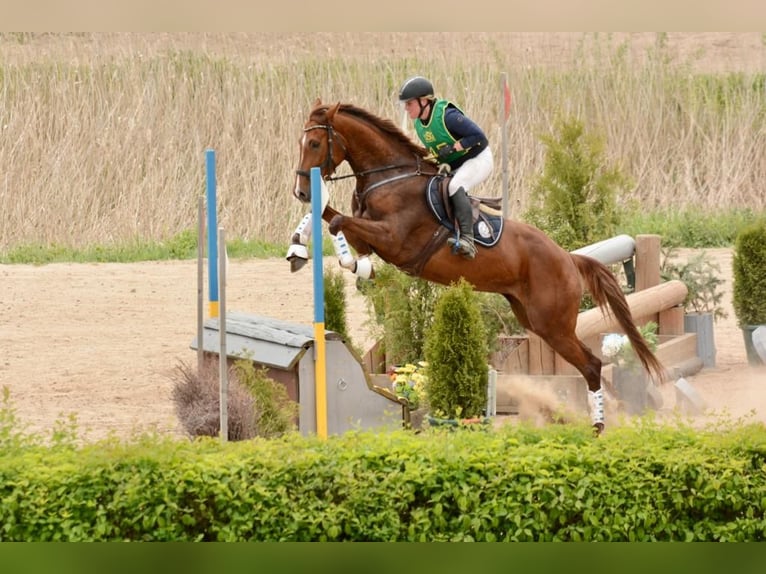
308,104,330,125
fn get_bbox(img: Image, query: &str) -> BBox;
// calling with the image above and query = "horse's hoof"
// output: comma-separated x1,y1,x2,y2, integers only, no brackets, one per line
592,422,605,437
289,258,307,273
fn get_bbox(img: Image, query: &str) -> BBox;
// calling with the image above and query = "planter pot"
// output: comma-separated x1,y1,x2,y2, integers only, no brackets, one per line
684,312,716,367
426,414,491,431
612,365,650,415
753,326,766,363
741,325,766,366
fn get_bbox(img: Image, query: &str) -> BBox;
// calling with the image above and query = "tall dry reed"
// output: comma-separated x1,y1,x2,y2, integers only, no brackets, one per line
1,32,764,251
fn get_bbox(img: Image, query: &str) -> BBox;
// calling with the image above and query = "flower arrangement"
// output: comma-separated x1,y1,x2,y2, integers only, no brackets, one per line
389,361,428,411
601,321,659,370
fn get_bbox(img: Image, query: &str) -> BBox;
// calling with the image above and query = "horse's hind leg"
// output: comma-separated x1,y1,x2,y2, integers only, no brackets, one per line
505,295,605,434
542,332,606,435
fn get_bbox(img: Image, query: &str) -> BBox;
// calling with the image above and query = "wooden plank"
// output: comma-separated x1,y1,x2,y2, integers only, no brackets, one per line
490,336,528,374
362,339,386,374
495,374,588,415
527,333,556,375
659,305,685,336
601,333,698,384
655,333,697,367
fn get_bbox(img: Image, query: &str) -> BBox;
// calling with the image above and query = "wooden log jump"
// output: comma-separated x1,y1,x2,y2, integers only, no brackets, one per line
493,234,703,414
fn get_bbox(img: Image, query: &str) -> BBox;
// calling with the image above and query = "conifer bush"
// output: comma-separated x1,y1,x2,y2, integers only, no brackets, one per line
732,219,766,327
323,267,351,345
523,116,628,251
423,278,489,419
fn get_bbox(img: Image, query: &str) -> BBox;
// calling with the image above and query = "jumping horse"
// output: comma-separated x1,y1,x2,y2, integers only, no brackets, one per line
292,99,666,435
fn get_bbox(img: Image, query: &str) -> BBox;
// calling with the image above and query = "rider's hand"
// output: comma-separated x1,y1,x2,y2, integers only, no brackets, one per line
437,144,454,161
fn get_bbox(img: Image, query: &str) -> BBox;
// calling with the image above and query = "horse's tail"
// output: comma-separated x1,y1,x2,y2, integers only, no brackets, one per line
572,253,667,383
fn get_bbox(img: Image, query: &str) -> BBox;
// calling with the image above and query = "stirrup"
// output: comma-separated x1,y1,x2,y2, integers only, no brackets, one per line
447,236,476,260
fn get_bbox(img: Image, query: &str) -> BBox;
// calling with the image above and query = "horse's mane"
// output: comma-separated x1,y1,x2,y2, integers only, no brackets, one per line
314,102,430,159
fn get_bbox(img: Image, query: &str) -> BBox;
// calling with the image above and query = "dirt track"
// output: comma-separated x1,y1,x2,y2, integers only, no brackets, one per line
1,248,764,442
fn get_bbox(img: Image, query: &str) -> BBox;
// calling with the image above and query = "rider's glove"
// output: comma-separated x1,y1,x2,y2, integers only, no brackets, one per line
437,144,455,161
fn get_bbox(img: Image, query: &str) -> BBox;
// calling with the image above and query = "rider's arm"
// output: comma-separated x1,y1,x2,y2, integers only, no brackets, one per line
444,106,489,152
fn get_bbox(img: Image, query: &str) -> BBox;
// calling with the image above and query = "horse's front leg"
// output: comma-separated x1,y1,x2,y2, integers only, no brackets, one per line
320,213,376,279
329,214,386,244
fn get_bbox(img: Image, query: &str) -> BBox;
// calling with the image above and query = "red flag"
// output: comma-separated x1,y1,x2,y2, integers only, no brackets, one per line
503,78,512,122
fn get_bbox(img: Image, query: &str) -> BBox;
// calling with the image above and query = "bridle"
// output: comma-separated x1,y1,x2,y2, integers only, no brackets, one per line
295,124,346,181
294,122,431,194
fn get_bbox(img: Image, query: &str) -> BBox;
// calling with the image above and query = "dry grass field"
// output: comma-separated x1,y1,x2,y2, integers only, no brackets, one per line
1,32,764,250
1,33,765,441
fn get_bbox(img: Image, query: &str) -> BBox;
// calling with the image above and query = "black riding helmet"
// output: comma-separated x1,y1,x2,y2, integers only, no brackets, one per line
398,76,434,101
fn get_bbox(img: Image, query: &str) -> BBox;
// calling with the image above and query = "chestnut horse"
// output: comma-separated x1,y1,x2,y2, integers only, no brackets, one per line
292,99,665,434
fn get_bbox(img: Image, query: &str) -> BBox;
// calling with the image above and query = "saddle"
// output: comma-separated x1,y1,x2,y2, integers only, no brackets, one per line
425,176,504,247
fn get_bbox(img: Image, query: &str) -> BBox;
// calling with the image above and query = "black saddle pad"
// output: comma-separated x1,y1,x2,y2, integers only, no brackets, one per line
426,177,503,248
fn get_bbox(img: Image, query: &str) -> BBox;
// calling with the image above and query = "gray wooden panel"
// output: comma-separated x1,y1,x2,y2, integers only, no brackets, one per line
195,330,310,370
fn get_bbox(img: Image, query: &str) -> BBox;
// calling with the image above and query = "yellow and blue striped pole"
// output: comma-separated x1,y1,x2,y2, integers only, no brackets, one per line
310,167,328,439
206,149,219,318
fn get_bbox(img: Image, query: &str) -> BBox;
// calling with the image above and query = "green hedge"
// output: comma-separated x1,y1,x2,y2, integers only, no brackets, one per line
1,421,764,541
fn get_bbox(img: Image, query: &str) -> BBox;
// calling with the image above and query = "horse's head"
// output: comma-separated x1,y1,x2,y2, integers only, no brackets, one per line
293,99,347,203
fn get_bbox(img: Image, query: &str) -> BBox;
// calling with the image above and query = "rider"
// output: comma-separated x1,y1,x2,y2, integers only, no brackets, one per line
398,75,494,260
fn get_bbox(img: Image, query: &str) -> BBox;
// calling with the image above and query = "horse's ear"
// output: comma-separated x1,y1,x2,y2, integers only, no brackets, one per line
313,97,322,108
327,102,341,121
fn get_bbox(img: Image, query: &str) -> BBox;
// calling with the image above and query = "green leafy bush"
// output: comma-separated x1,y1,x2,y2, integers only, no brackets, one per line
661,249,727,320
1,414,765,542
358,264,521,368
357,263,442,367
423,279,488,420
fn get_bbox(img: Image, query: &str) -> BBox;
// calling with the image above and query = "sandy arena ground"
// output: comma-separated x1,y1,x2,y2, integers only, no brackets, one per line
2,33,765,441
1,247,764,442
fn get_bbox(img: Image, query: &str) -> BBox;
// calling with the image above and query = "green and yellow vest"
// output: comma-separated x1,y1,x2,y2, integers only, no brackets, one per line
414,99,469,164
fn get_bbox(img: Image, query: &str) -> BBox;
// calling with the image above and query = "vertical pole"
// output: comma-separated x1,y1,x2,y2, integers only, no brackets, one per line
218,227,228,442
500,73,511,219
206,149,219,318
197,196,205,374
634,234,662,292
310,167,328,439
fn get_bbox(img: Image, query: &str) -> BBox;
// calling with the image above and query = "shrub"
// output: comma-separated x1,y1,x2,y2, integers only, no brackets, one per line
233,360,298,439
2,419,765,541
357,263,444,367
523,116,628,251
358,264,521,367
732,219,766,326
423,278,489,419
171,358,297,440
661,248,727,320
323,267,351,344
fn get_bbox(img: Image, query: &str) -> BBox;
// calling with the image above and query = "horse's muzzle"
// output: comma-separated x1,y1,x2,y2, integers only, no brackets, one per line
293,187,311,203
293,170,312,203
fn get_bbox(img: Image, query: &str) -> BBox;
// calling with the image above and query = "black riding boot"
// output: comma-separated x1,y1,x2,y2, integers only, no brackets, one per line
447,187,477,260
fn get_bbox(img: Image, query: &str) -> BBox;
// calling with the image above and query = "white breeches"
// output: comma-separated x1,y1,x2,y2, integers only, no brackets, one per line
448,147,494,196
